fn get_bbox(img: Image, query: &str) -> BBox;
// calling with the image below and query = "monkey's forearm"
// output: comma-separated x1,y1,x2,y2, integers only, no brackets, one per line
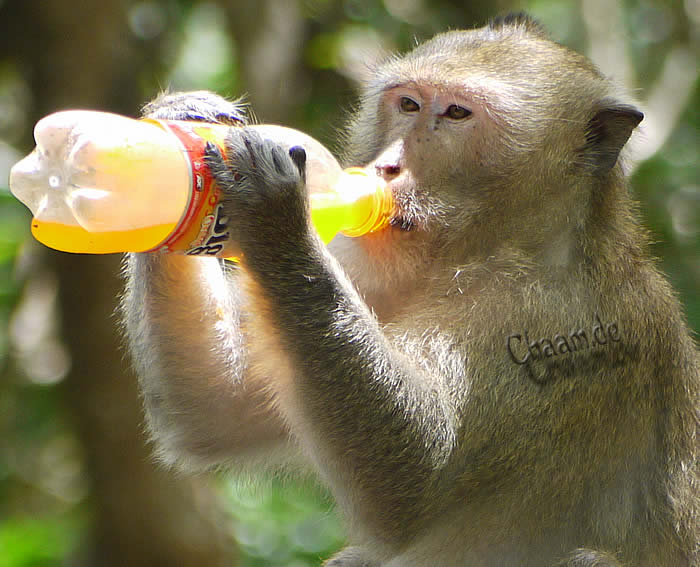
207,126,459,532
122,254,289,470
244,245,459,521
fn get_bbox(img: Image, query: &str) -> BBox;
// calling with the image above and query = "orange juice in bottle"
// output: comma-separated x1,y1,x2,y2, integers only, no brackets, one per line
9,110,393,257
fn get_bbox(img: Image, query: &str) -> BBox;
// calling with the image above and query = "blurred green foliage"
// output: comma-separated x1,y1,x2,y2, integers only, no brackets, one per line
225,479,344,566
0,514,83,567
0,194,27,359
633,86,700,329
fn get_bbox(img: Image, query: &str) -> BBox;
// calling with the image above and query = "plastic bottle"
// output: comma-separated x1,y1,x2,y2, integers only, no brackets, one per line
9,110,392,258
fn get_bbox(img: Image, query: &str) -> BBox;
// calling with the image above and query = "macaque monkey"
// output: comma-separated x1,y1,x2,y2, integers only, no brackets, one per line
122,14,699,566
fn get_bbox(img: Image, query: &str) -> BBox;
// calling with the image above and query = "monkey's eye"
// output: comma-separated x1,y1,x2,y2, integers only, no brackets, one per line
399,97,420,113
444,105,472,120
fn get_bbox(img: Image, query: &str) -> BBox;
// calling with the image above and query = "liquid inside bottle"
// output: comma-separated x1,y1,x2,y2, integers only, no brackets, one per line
11,111,190,253
10,110,393,256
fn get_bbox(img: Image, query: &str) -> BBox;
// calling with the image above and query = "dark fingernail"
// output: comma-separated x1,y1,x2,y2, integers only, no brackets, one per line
289,146,307,167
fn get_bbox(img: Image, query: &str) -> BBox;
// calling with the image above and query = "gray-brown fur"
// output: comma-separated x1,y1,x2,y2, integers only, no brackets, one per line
122,15,698,566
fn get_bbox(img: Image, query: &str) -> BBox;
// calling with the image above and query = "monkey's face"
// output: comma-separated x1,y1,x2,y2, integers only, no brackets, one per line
338,25,639,288
368,82,486,235
354,70,542,264
332,81,491,297
337,20,642,296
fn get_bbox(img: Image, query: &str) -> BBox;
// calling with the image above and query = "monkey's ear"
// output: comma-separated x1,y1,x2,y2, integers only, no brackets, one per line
584,100,643,173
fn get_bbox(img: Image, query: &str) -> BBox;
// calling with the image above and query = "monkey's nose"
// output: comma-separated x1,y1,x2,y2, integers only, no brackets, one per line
375,163,401,181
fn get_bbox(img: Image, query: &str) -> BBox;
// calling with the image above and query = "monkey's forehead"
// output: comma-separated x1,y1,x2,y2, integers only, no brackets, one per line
370,33,605,105
376,74,525,109
372,63,603,107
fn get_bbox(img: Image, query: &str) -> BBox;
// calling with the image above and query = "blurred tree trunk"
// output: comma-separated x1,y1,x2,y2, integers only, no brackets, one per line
223,0,308,124
0,2,234,565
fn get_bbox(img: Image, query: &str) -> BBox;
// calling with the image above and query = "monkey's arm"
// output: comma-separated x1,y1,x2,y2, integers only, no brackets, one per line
208,131,460,537
120,92,295,471
122,254,293,471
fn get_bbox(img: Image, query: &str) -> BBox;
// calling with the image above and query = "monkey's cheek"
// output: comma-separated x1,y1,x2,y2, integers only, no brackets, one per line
382,177,426,232
389,216,415,231
387,192,420,232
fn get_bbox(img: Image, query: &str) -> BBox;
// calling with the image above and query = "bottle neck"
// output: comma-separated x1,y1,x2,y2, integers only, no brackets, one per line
337,168,393,238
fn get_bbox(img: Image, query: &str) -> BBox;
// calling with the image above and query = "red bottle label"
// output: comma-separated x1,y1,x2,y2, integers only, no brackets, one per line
145,119,235,257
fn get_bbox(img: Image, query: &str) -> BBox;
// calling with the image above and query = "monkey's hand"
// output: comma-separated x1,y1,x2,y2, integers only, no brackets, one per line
141,90,247,125
204,128,312,264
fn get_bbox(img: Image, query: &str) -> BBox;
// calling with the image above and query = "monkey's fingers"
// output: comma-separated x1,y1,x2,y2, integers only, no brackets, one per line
225,130,302,188
142,91,247,125
203,141,245,188
223,129,269,184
